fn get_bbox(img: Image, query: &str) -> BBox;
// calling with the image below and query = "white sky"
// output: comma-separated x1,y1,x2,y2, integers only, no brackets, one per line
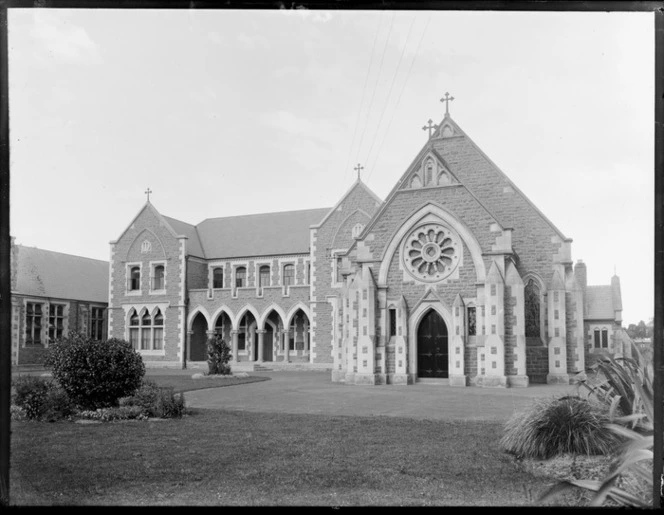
7,8,654,326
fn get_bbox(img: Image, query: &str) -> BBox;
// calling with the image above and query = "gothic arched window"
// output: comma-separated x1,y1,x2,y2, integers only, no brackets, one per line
524,279,541,338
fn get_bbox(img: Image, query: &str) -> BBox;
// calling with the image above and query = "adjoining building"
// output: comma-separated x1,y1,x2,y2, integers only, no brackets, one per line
108,110,628,386
10,238,109,365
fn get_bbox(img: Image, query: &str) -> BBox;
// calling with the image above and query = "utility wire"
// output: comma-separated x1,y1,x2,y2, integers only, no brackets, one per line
362,16,416,178
365,16,431,183
342,13,383,183
354,12,395,170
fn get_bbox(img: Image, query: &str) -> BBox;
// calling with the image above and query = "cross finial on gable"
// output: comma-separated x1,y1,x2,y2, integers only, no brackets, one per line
354,163,364,180
145,187,152,202
440,92,454,116
422,119,438,139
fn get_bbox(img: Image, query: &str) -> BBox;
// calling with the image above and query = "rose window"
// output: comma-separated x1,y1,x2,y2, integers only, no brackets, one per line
403,223,460,282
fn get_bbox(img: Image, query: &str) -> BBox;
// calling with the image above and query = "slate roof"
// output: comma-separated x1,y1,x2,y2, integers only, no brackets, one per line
14,245,109,303
585,285,615,320
162,216,205,258
162,208,330,259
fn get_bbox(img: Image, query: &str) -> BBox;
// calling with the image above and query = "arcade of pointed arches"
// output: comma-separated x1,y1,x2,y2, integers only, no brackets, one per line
186,303,311,362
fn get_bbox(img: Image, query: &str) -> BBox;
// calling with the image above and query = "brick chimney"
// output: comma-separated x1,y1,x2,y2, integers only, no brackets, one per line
574,260,587,293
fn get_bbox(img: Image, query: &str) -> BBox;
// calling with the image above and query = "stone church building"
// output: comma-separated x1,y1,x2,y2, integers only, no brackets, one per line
108,110,629,386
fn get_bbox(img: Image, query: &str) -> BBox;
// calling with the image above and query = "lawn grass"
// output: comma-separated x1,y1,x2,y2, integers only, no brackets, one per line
9,408,583,506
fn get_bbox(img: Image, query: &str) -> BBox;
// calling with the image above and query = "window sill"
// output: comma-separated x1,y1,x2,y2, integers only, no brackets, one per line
138,350,165,356
125,291,143,296
148,290,167,296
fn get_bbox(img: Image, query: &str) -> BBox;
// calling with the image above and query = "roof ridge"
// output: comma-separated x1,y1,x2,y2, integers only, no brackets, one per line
17,245,108,264
198,206,330,224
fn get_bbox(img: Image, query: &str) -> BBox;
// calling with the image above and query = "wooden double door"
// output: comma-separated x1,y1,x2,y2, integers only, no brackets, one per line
417,310,449,378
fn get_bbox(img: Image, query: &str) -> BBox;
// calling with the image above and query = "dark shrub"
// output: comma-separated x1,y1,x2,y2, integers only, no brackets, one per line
500,395,619,459
12,375,75,421
12,375,51,419
207,334,232,375
119,379,186,418
45,332,145,410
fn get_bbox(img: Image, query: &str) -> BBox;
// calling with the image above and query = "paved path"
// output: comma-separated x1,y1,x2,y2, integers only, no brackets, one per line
182,370,581,422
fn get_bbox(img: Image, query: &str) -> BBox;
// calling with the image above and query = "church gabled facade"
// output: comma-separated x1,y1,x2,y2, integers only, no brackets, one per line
108,110,629,386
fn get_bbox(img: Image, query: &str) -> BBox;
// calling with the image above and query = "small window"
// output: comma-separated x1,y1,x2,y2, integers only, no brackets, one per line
141,312,152,350
213,267,224,288
153,265,165,290
594,328,601,349
467,307,476,336
259,265,270,288
129,266,141,291
601,329,608,349
283,264,295,286
26,302,43,345
305,263,310,285
389,308,397,337
129,311,140,349
48,304,65,341
153,310,164,350
336,257,343,283
236,267,246,288
90,307,105,341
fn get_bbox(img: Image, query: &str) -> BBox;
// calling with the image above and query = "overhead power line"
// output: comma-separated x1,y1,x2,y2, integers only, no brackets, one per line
342,13,383,183
362,16,416,177
354,12,395,169
365,16,431,183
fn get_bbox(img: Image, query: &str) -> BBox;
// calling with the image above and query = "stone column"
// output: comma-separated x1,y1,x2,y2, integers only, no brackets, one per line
393,295,409,384
256,329,265,362
231,330,239,363
355,266,378,385
450,294,467,386
282,329,290,362
505,262,528,387
186,330,194,362
547,268,570,384
482,261,507,387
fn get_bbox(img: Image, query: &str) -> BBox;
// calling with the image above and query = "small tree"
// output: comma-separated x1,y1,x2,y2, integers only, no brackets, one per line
45,332,145,409
206,334,232,375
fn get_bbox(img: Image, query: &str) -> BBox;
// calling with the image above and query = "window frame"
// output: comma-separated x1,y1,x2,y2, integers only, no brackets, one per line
149,261,166,293
25,301,44,345
235,266,247,288
212,266,224,289
126,262,143,295
90,305,105,341
128,307,165,353
48,303,67,342
283,263,295,287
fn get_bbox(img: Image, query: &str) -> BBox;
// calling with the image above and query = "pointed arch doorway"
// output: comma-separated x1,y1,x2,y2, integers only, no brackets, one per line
417,310,449,378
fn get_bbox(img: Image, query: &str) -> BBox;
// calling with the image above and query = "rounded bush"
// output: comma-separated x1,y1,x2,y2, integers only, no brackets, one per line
45,333,145,410
500,395,620,459
119,379,186,418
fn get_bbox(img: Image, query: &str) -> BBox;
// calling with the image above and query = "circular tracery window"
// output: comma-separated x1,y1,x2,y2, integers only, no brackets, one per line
403,223,460,282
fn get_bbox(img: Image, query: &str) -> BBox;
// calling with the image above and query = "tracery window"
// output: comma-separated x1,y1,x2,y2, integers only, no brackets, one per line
128,309,164,351
524,279,541,338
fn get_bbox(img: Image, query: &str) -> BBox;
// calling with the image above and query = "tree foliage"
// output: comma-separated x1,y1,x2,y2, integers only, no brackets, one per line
207,334,232,375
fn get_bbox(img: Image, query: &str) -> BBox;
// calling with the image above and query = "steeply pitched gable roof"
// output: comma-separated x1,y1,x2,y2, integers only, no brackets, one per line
585,285,615,320
14,245,108,303
162,216,205,258
195,208,330,259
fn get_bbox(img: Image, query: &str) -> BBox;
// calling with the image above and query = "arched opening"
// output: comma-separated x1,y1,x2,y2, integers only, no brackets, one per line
213,311,233,348
263,310,284,362
417,309,449,378
237,311,257,362
190,312,208,362
286,308,310,359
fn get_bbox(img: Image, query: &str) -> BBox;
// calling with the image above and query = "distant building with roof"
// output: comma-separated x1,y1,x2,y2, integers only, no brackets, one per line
108,108,626,386
10,238,109,365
